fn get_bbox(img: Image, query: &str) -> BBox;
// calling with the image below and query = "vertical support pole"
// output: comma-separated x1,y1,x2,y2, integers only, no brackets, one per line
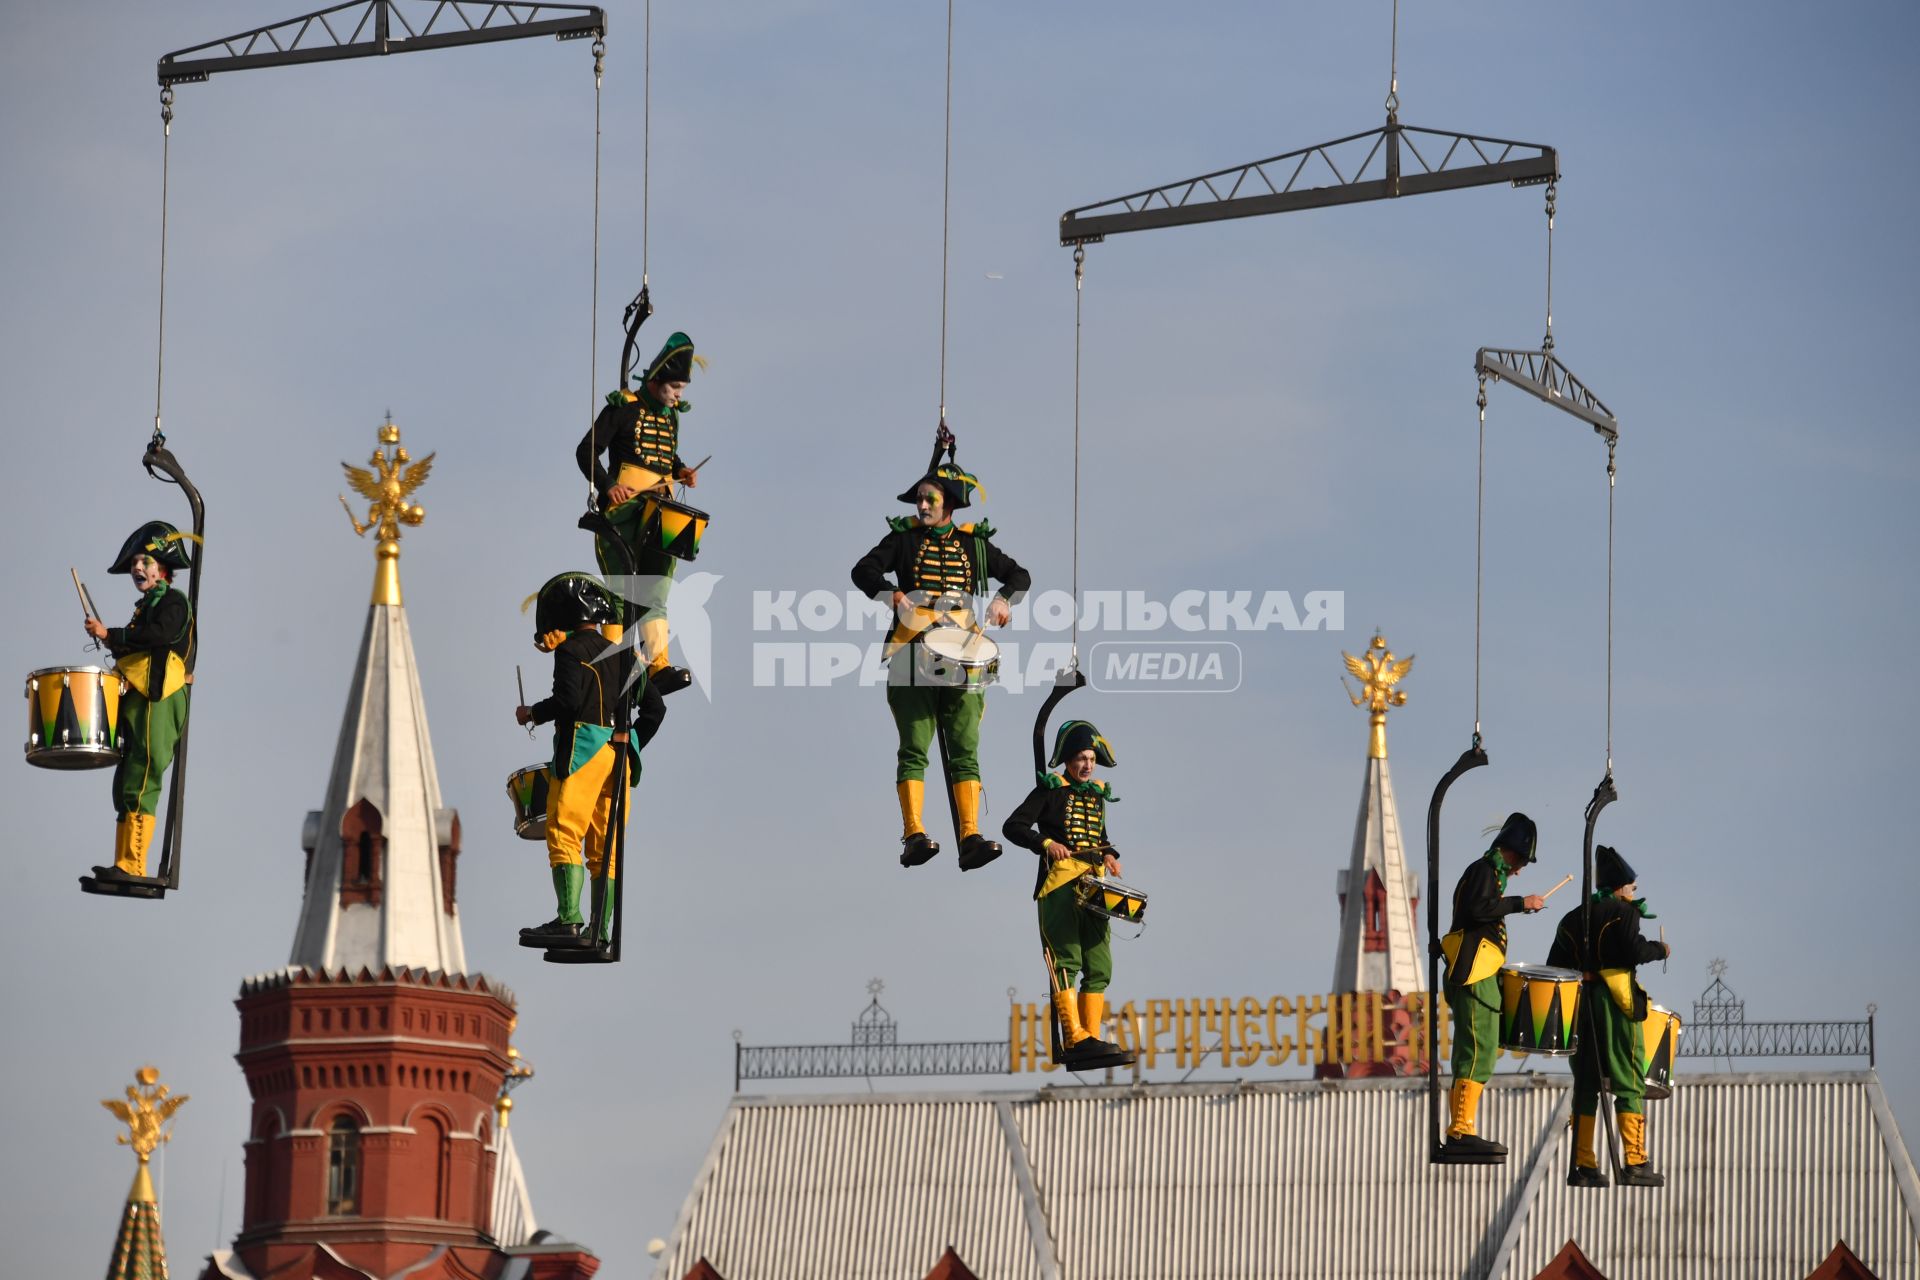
1425,741,1487,1162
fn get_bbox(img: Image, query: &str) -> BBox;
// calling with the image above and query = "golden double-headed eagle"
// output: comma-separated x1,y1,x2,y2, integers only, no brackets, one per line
1343,632,1414,713
102,1065,189,1163
340,420,434,544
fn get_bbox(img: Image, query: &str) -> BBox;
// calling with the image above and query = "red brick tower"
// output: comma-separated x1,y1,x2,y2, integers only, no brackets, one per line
201,423,596,1280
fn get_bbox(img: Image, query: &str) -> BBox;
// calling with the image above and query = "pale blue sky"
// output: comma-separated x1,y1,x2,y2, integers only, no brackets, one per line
2,2,1916,1275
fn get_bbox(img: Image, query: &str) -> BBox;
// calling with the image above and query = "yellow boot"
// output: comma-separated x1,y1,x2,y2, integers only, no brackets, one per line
1617,1111,1664,1186
127,813,157,878
1567,1113,1608,1187
1080,990,1107,1043
603,622,625,645
952,780,1001,871
1444,1079,1506,1156
1052,989,1088,1049
898,781,940,867
642,616,692,693
96,817,133,878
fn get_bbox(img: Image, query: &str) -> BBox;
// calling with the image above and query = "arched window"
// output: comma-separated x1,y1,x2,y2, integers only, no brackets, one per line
339,799,384,907
326,1117,362,1216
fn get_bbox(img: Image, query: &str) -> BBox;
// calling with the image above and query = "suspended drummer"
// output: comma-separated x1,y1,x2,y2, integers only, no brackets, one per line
1546,844,1672,1188
577,331,706,694
1003,720,1135,1070
1440,812,1546,1158
851,455,1029,869
82,522,198,884
514,573,661,947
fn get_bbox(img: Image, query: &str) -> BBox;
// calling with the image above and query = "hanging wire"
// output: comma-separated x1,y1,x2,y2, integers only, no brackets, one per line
937,0,955,422
1385,0,1400,118
1071,245,1085,667
587,38,606,510
152,87,175,445
642,0,651,285
1473,373,1487,743
1543,181,1557,351
1604,438,1616,773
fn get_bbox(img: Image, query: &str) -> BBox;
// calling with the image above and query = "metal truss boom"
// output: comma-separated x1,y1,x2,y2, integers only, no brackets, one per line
1476,347,1618,440
1059,122,1557,245
157,1,607,85
735,1040,1009,1091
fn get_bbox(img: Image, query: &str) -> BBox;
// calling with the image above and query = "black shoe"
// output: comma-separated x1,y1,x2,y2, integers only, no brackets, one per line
1566,1165,1610,1189
1062,1037,1136,1071
899,833,941,867
90,865,143,883
1442,1132,1508,1158
957,834,1002,871
518,918,585,949
652,665,694,695
1618,1161,1665,1188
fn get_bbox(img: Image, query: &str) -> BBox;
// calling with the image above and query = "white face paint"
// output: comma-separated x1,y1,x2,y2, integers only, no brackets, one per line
915,483,948,527
129,553,166,592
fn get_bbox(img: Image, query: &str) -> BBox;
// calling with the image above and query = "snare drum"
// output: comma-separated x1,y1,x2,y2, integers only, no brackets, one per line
1073,873,1148,927
24,665,124,770
640,493,709,562
914,625,1000,690
1497,963,1583,1056
506,764,552,841
1636,1003,1682,1100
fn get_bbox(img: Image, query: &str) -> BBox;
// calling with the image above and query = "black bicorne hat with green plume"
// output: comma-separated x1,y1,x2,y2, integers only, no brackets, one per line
1595,845,1637,892
896,422,984,511
643,332,700,386
109,520,198,574
526,572,617,636
1049,720,1116,769
1491,811,1538,864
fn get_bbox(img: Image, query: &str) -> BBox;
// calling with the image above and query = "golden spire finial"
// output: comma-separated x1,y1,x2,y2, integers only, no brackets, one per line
496,1019,535,1130
1342,631,1414,760
102,1065,189,1204
339,415,434,606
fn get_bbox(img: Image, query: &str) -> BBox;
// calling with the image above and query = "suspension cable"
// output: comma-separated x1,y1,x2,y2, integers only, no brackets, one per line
1604,438,1615,773
642,0,651,286
152,87,175,444
1385,0,1400,118
1543,180,1556,351
1071,245,1085,667
937,0,954,422
587,39,606,510
1473,374,1486,743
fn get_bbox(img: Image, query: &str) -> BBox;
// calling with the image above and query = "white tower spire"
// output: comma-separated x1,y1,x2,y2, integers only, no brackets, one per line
1331,634,1424,996
288,421,464,974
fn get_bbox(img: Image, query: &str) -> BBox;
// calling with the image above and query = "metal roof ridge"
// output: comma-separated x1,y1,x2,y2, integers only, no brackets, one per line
1482,1089,1574,1280
1864,1071,1920,1240
994,1099,1060,1280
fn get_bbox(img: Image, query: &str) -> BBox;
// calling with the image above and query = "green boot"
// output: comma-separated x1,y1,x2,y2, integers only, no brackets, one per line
519,865,586,944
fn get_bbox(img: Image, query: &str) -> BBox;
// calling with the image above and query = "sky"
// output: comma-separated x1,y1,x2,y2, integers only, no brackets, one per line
2,1,1917,1275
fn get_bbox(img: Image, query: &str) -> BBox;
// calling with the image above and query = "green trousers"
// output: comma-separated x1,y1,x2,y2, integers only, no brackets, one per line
1446,977,1501,1085
884,648,983,783
113,690,187,817
1572,987,1648,1116
595,499,677,624
1039,884,1111,993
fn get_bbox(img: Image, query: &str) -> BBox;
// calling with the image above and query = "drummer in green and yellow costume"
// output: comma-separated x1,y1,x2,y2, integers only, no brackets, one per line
1546,844,1671,1188
514,573,655,947
83,521,198,883
1002,720,1134,1071
576,331,705,694
1440,811,1546,1158
851,459,1029,870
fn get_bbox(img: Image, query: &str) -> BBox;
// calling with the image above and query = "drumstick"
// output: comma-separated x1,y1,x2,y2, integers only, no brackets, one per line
516,665,535,739
1660,925,1667,974
72,568,102,651
1539,873,1574,902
